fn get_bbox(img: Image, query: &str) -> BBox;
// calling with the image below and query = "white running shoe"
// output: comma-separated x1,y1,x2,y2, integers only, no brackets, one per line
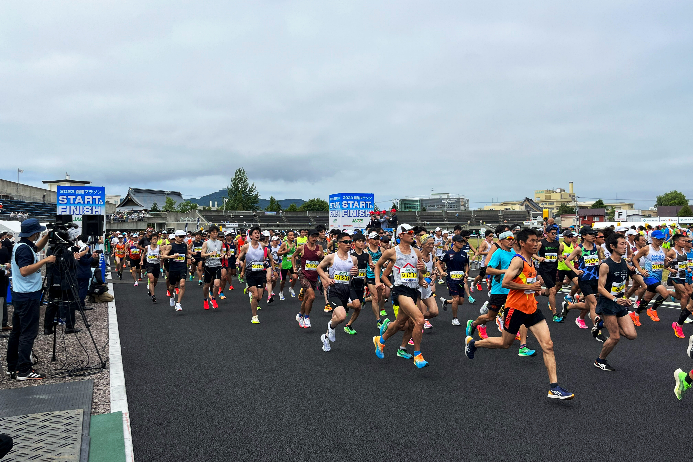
321,334,331,352
279,292,285,301
296,314,304,327
688,335,693,359
304,317,311,328
175,303,182,311
327,321,336,342
170,297,175,307
452,318,461,326
289,287,296,298
134,281,138,287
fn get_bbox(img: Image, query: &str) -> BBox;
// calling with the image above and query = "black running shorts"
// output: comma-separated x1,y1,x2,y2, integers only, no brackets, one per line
538,267,557,289
596,297,628,317
246,272,267,288
503,307,545,335
204,266,222,283
487,294,507,313
578,279,599,297
392,285,420,306
147,263,161,278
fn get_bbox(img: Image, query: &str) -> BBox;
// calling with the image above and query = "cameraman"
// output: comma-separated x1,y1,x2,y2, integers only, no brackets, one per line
76,236,98,310
6,218,54,380
43,231,87,335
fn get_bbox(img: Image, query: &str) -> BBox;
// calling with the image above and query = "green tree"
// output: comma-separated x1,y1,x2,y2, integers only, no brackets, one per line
226,168,260,211
265,196,282,212
177,200,198,213
298,198,329,212
657,190,688,207
678,204,693,217
286,203,298,212
556,203,575,215
606,206,615,221
163,197,177,212
391,202,398,211
591,199,605,209
150,202,160,212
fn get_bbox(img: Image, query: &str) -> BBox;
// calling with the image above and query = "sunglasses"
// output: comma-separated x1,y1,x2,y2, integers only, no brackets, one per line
402,230,414,235
340,240,353,245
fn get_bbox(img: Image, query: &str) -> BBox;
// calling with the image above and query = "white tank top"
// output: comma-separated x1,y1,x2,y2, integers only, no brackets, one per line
393,245,419,288
146,245,160,264
328,252,353,284
205,239,223,267
246,242,266,272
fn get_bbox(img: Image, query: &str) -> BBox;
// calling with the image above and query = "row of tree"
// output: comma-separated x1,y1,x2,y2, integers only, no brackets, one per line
150,198,198,213
554,190,693,219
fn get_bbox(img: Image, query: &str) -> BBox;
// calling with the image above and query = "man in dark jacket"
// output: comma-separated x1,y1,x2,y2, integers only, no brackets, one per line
77,240,97,311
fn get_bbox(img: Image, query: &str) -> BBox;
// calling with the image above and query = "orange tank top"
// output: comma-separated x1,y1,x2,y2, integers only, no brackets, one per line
115,243,126,257
505,255,538,314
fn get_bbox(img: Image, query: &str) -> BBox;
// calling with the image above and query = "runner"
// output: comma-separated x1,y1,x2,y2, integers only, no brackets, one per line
555,231,580,303
631,229,672,324
416,235,439,331
113,234,126,280
668,234,691,338
674,337,693,399
316,232,360,351
201,226,223,310
237,226,274,324
266,235,282,303
190,231,205,286
472,230,494,292
291,229,323,328
145,231,162,303
343,233,369,335
437,234,470,326
126,234,142,286
372,224,429,368
366,231,390,328
278,230,298,300
218,231,236,299
162,230,191,312
593,233,637,371
465,228,574,400
534,225,562,322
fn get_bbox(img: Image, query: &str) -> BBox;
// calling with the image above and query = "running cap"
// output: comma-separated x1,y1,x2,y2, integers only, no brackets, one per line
451,234,465,243
563,231,575,238
175,230,186,237
169,234,175,239
442,230,449,234
626,229,638,236
271,235,279,241
262,230,270,237
579,226,596,236
513,225,521,231
615,226,628,232
308,228,319,236
434,227,442,232
396,224,413,235
499,231,514,240
651,230,666,240
368,231,379,239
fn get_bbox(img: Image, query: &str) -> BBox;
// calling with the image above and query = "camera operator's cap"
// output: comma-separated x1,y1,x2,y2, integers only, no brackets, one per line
499,231,514,240
651,230,666,240
452,234,465,243
175,230,186,237
513,225,521,231
368,231,379,239
19,218,46,237
308,228,319,236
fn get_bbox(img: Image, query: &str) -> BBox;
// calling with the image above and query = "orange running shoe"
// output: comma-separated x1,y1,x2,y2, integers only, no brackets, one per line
515,331,521,341
647,308,660,322
324,304,333,313
203,300,209,310
673,322,685,338
629,311,641,327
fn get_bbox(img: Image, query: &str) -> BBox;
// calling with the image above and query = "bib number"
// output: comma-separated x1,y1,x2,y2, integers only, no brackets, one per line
305,260,318,271
251,262,264,272
450,271,464,280
524,277,537,294
544,253,557,262
651,263,663,271
357,269,366,279
175,255,185,262
584,255,599,267
610,282,625,296
400,270,418,282
333,271,350,283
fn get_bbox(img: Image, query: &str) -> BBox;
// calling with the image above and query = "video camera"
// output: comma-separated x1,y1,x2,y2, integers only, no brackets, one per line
46,214,79,247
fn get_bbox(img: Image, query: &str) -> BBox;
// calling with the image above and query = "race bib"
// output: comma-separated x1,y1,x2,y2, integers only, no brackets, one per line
400,269,418,282
228,249,235,256
524,277,537,294
544,253,557,262
147,254,158,262
450,271,464,280
305,260,318,271
333,271,350,284
175,255,185,262
251,262,264,271
610,282,625,296
193,246,202,253
210,253,221,259
357,269,366,279
651,263,663,271
584,255,599,267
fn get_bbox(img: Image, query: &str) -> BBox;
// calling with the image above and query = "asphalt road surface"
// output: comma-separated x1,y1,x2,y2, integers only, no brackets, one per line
113,270,693,461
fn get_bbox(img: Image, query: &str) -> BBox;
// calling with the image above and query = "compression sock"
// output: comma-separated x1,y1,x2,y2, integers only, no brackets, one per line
678,308,690,325
652,295,665,310
637,300,650,313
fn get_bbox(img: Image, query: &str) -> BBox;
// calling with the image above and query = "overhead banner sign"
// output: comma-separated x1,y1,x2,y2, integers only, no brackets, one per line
329,193,374,229
57,186,106,222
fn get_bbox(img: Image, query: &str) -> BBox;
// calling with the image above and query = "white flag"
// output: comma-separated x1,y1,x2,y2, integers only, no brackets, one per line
17,169,23,173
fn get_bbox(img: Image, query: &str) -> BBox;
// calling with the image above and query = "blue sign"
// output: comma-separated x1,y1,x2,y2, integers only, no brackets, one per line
57,186,106,216
329,193,374,229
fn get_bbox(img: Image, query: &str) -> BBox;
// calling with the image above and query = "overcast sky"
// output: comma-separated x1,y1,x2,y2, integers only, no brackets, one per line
1,1,691,210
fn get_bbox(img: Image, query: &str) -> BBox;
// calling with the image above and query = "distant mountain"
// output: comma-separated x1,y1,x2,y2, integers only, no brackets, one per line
191,189,305,210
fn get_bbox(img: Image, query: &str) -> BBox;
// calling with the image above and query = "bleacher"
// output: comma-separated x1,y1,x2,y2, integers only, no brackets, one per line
0,198,56,220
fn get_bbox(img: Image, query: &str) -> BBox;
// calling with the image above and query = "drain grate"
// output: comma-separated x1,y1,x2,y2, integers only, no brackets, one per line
0,409,83,461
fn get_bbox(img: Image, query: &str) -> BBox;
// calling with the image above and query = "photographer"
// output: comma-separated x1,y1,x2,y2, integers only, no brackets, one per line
88,258,113,303
76,236,98,310
6,218,54,380
43,228,87,335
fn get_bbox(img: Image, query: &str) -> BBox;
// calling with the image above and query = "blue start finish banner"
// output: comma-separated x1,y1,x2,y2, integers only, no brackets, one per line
329,193,374,229
57,186,106,217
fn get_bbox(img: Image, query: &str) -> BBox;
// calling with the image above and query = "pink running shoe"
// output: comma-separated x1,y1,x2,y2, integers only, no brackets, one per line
673,322,685,339
477,325,488,339
575,317,588,329
408,338,414,345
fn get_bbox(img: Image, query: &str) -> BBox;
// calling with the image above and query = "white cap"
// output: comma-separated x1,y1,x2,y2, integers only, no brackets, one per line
626,229,638,236
442,230,449,234
396,224,413,235
169,234,175,239
175,230,186,237
271,236,279,241
616,226,628,232
435,227,442,232
262,230,271,237
368,232,379,239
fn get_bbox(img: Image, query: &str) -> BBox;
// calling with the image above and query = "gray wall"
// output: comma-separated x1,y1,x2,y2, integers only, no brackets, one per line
0,179,56,203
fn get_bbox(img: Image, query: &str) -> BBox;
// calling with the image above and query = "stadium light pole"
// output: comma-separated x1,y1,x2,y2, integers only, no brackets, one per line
17,168,23,197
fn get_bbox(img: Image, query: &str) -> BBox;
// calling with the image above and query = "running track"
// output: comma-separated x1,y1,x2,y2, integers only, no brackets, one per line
113,272,693,461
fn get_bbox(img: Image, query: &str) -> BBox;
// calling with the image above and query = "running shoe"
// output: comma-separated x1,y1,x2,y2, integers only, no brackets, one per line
440,297,448,311
320,334,331,352
324,304,332,313
397,348,412,359
148,289,151,297
413,353,428,368
344,325,357,335
477,325,488,339
175,288,179,295
279,292,285,301
552,315,564,323
327,321,336,342
468,296,475,304
466,320,474,337
298,288,304,300
547,385,574,400
229,285,234,290
452,318,461,326
675,368,691,400
289,287,296,298
685,318,693,324
438,279,444,285
268,296,274,304
515,331,521,341
152,295,157,303
379,318,390,336
593,330,607,342
244,286,248,294
204,300,209,310
211,299,218,309
199,280,203,286
373,336,385,359
629,311,641,327
560,300,569,318
647,308,660,322
251,315,260,324
296,314,305,328
575,317,588,329
379,310,387,317
170,297,175,307
408,338,414,345
564,294,574,304
219,292,226,300
175,303,183,312
476,283,482,291
134,281,138,287
464,336,476,359
16,369,45,381
167,290,171,297
518,346,536,357
304,317,311,328
673,322,685,339
688,335,693,359
496,316,503,332
424,320,433,329
479,301,488,315
594,358,615,371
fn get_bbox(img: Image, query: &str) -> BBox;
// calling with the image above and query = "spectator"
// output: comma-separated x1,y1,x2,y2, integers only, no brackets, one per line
0,239,9,332
76,236,97,310
388,210,398,229
88,259,113,303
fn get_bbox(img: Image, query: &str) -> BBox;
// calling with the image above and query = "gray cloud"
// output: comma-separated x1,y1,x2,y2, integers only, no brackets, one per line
1,1,692,210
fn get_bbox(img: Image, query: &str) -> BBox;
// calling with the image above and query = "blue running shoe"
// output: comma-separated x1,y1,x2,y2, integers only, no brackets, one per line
397,348,413,359
413,353,429,368
468,295,476,304
466,320,474,337
547,385,575,400
373,336,385,359
464,336,476,359
564,295,574,304
379,318,390,336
